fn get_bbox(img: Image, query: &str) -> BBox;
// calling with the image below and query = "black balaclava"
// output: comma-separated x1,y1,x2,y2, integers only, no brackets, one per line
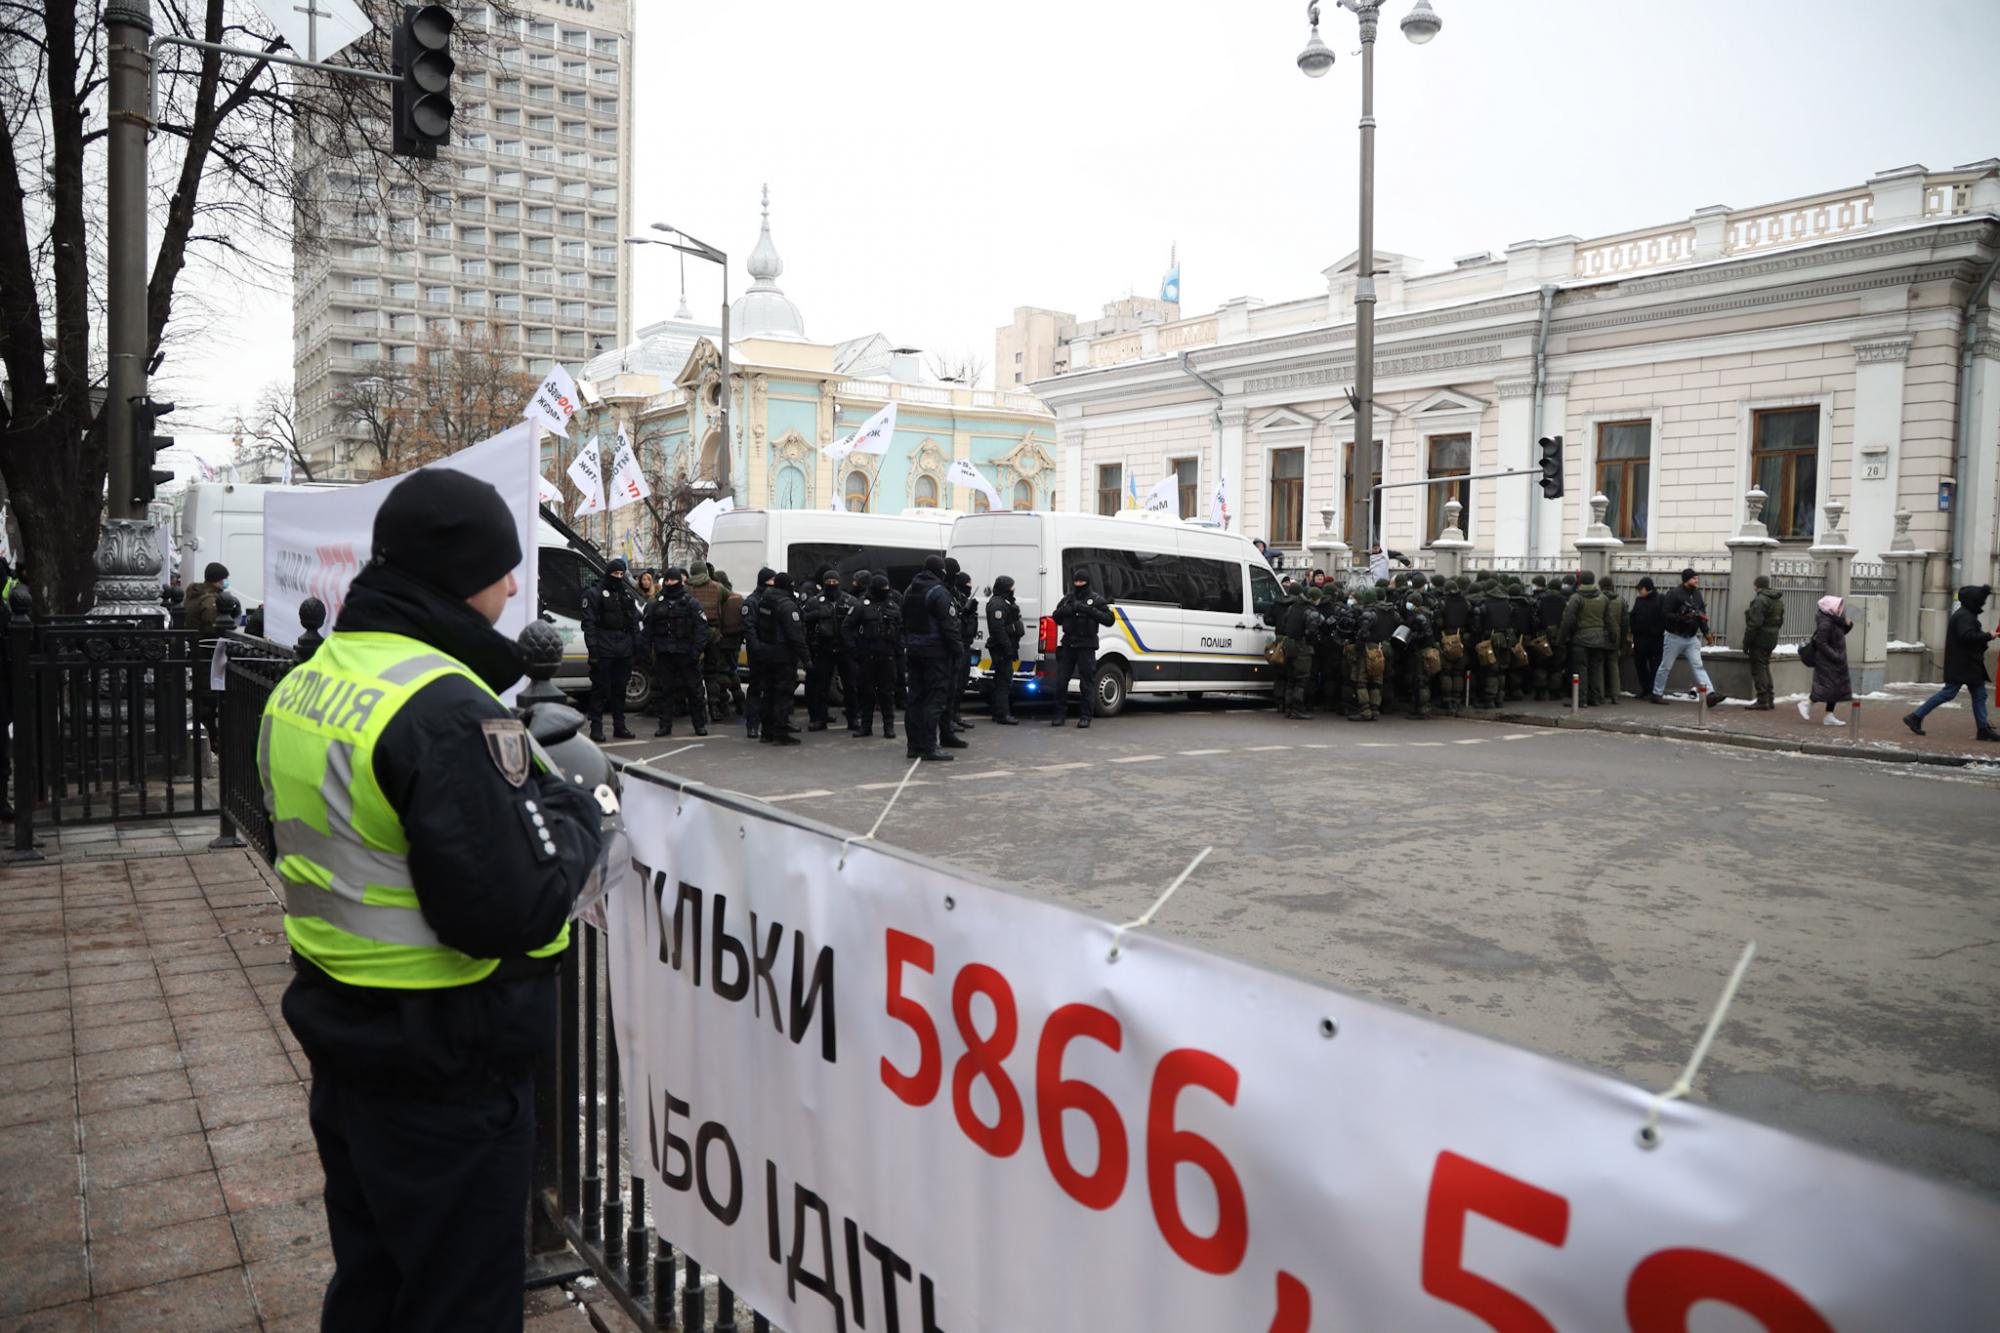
953,572,971,593
923,555,946,578
774,572,795,592
756,566,776,586
606,556,627,578
371,468,522,599
823,571,842,591
944,557,961,577
994,575,1015,597
868,574,892,599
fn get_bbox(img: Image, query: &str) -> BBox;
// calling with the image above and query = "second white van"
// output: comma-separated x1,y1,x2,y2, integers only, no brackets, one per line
948,511,1281,715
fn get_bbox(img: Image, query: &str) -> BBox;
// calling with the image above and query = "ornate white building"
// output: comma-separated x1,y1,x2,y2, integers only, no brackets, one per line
1029,161,2000,644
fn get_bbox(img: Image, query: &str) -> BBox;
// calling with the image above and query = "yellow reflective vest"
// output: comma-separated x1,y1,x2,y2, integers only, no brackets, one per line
260,631,568,989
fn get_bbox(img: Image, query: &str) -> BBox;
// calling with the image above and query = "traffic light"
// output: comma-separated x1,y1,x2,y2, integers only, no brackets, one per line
132,396,176,504
1537,435,1564,500
391,4,455,160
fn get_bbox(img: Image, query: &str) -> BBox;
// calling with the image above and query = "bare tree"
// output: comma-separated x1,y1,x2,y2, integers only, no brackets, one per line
330,362,411,476
390,330,536,467
926,348,989,387
0,0,519,611
245,378,313,481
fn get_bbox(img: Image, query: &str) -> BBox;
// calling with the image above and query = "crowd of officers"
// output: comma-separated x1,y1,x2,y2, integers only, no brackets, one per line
580,553,1111,763
1262,568,1668,720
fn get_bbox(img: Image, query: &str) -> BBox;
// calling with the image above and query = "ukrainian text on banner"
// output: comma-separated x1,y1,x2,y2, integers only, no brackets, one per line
605,778,2000,1333
262,422,539,654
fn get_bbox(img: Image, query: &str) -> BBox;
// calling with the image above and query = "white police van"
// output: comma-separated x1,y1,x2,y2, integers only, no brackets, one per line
948,510,1281,715
705,507,957,592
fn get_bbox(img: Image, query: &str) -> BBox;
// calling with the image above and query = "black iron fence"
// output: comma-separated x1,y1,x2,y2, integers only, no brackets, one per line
185,620,780,1330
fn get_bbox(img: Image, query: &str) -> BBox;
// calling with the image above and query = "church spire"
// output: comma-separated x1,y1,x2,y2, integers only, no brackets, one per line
731,182,806,338
746,182,783,283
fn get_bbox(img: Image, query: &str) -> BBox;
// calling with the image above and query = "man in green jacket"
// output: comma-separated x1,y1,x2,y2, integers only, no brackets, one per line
1741,574,1785,709
1599,575,1628,704
1559,570,1613,705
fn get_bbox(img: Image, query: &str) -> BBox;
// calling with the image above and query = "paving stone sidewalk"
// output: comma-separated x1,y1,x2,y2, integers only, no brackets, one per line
0,833,620,1332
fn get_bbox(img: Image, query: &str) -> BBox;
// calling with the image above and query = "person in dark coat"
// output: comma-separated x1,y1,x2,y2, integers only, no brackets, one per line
1903,585,1996,741
1628,578,1666,703
642,567,708,737
580,556,639,741
1798,594,1854,726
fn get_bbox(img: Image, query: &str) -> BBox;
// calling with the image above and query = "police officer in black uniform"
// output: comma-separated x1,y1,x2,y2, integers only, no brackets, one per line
1051,570,1115,727
644,566,709,737
580,555,639,741
801,566,854,732
748,569,809,746
843,574,902,740
271,469,605,1330
985,574,1024,725
947,566,978,736
901,555,964,761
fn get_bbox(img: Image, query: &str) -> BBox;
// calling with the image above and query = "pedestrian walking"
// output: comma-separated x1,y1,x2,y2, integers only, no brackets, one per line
581,556,639,740
183,561,230,632
1629,577,1665,703
1797,594,1854,726
1741,575,1785,709
985,574,1024,724
901,555,964,761
1902,585,1997,742
844,574,902,740
644,567,709,737
1050,570,1115,728
1647,568,1727,705
261,468,605,1332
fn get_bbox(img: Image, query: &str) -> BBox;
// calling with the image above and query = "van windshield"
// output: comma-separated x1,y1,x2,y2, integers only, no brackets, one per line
788,542,941,591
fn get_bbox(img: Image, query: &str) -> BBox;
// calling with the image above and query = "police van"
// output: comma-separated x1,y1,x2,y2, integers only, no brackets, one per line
948,510,1281,715
705,507,957,592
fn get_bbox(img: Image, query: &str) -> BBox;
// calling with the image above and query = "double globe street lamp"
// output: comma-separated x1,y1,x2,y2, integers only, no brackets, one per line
1299,0,1440,556
626,224,732,497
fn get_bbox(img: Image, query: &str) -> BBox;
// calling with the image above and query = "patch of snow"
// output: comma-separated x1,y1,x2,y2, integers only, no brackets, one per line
1888,640,1929,651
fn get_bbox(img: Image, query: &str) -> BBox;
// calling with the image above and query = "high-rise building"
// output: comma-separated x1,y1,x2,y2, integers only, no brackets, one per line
291,1,635,478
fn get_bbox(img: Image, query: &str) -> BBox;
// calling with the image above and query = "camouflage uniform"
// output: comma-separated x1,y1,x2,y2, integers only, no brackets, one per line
1345,589,1389,721
1598,576,1628,704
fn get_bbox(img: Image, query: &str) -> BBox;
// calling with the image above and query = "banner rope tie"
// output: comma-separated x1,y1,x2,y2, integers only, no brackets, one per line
839,757,923,870
1107,846,1212,963
1639,939,1756,1150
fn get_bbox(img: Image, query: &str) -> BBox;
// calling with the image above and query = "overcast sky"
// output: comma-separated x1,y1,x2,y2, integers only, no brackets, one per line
163,0,2000,450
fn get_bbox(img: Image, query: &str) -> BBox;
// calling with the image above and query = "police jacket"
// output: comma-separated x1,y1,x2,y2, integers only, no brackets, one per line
1276,597,1314,641
1364,604,1403,642
1661,584,1708,638
1509,593,1536,635
1560,587,1612,649
644,586,708,660
802,585,855,649
1054,587,1115,649
985,593,1024,656
740,587,766,656
277,565,604,1094
956,589,979,647
750,586,809,665
581,576,641,659
1478,595,1514,635
1440,591,1472,632
1536,590,1567,633
845,594,905,658
901,572,962,661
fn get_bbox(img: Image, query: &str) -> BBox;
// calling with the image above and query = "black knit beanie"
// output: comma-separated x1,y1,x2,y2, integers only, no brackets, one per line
371,468,521,599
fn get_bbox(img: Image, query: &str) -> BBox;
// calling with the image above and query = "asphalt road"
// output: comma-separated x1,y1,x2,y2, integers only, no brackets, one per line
604,693,2000,1200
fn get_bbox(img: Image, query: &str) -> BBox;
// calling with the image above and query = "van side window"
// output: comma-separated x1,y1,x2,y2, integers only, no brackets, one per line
788,542,939,591
1063,547,1247,614
539,548,590,619
1181,555,1244,615
1250,564,1281,616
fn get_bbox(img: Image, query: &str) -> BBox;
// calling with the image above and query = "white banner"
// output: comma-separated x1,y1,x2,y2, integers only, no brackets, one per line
262,422,540,660
607,780,2000,1333
944,457,1000,510
608,426,651,511
1142,475,1178,515
537,473,563,508
1212,474,1229,528
848,401,898,456
526,363,582,438
568,437,607,516
823,435,857,464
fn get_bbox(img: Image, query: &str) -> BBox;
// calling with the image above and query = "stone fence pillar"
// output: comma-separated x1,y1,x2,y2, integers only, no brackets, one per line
1809,498,1857,600
1572,492,1624,581
1725,487,1777,648
1429,497,1473,583
1881,509,1928,646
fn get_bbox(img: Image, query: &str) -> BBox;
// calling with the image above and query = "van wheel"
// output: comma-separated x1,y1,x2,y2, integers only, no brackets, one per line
1091,662,1129,717
1185,691,1205,702
625,669,653,713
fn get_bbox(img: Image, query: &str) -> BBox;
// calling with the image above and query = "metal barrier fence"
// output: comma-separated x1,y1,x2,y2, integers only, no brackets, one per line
8,613,215,858
199,625,783,1330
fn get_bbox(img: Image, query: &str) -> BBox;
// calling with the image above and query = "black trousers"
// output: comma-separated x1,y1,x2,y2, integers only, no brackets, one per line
804,647,840,725
856,653,898,730
1053,646,1097,721
653,655,707,730
905,653,951,754
1634,642,1663,698
756,659,796,737
948,654,974,728
308,1065,535,1332
989,651,1016,719
588,654,630,728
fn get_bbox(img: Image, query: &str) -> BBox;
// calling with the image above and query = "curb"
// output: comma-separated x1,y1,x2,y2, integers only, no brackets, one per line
1488,709,2000,771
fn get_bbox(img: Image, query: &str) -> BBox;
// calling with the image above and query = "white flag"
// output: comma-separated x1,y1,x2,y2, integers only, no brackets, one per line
280,451,295,486
607,427,650,510
525,364,581,438
1212,474,1229,527
848,401,898,456
945,458,1001,509
1143,475,1178,515
567,436,607,515
537,473,562,507
823,434,856,463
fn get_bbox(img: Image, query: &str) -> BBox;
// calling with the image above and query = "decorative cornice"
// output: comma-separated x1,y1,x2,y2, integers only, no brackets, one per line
1975,337,2000,362
1244,345,1504,395
1543,375,1571,396
1197,295,1542,366
1495,378,1538,399
1852,336,1913,364
1554,263,1967,338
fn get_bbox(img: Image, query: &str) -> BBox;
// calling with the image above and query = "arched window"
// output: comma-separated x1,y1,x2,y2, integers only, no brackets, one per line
844,471,870,512
1012,479,1034,511
972,491,991,513
913,475,939,508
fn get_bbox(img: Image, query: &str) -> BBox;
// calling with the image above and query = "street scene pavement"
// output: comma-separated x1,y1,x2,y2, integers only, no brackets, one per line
607,695,2000,1201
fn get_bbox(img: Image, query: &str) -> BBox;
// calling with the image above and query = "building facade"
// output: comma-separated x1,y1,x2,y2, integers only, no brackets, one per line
292,0,636,477
1029,162,2000,643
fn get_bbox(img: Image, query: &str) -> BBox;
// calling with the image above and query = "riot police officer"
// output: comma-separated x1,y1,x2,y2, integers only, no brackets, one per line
750,571,809,745
263,468,604,1330
948,569,979,735
581,556,640,741
901,555,964,761
843,574,903,739
644,567,709,737
1051,571,1114,727
801,566,855,732
985,574,1024,725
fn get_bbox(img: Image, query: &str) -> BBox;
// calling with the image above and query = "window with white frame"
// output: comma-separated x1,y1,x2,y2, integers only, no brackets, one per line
1594,420,1651,542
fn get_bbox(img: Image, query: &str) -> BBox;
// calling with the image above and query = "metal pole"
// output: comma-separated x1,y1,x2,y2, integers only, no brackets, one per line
719,261,732,501
1352,4,1379,556
106,2,153,524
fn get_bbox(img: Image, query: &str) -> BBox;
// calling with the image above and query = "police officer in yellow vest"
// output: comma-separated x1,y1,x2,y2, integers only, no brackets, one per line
263,469,604,1331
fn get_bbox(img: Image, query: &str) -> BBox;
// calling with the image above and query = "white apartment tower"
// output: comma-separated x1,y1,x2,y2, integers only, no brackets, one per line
292,1,636,477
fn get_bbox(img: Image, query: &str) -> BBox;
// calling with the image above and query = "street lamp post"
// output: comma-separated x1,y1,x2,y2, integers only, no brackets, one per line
1299,0,1440,556
626,226,731,498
